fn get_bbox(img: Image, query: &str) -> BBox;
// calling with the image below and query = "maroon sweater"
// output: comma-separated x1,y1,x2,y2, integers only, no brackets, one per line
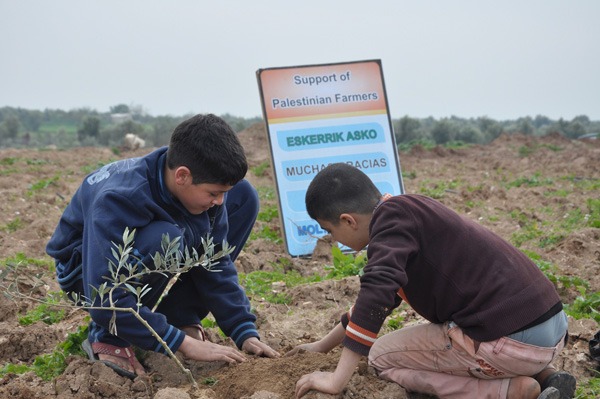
341,194,561,356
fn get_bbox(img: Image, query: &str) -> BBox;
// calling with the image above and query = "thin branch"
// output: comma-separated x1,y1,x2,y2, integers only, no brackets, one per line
3,227,234,388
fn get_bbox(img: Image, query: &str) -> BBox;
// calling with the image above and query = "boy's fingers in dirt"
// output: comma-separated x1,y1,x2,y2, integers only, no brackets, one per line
295,379,309,398
285,345,310,357
201,341,246,363
285,347,301,357
295,372,317,398
243,338,281,358
263,346,281,358
295,371,339,398
221,348,247,363
253,345,280,358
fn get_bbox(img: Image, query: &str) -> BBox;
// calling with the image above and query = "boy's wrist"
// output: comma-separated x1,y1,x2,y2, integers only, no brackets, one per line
230,321,259,348
177,335,196,358
332,348,362,390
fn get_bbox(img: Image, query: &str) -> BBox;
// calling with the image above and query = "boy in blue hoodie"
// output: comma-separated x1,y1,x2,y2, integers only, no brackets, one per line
47,114,279,378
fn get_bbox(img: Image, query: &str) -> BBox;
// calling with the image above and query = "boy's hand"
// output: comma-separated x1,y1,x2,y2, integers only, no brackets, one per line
284,342,323,357
178,335,247,363
295,346,361,398
295,371,344,398
242,337,280,358
286,322,346,357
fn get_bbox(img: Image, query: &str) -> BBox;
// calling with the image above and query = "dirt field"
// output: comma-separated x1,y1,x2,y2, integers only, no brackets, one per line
0,124,599,398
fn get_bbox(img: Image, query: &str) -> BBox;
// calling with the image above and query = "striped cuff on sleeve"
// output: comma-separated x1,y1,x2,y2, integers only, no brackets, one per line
346,320,377,348
340,306,377,357
154,325,186,355
230,321,259,349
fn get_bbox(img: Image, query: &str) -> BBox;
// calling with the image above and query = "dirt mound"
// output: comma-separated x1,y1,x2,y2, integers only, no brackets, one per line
238,122,271,167
0,129,599,398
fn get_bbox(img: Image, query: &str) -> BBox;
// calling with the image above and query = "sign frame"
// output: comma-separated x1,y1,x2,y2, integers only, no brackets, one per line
256,59,404,257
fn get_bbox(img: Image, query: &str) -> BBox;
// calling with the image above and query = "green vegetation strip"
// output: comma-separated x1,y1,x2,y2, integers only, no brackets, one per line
0,325,88,381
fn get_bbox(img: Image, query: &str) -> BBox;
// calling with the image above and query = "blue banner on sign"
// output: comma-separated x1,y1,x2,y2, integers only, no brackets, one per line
281,153,390,182
285,181,395,213
277,122,385,151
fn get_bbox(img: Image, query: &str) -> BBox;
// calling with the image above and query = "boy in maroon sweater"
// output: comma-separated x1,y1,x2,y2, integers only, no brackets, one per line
291,163,575,399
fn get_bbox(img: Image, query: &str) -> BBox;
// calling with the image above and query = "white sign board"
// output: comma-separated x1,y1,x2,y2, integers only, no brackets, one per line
256,60,404,257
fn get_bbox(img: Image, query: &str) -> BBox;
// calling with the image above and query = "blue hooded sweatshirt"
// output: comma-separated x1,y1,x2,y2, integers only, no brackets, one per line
46,147,258,354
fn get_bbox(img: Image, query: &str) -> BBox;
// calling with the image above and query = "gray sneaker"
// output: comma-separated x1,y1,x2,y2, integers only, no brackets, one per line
541,372,576,399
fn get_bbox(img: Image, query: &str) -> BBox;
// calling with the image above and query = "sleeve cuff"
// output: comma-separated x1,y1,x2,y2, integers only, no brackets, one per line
230,321,260,348
341,311,350,329
155,325,186,354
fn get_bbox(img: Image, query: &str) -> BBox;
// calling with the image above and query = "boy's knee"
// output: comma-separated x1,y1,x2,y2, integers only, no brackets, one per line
133,221,183,258
227,179,259,218
368,340,386,371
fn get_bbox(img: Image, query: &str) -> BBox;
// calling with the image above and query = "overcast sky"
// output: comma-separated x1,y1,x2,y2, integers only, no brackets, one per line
1,1,599,121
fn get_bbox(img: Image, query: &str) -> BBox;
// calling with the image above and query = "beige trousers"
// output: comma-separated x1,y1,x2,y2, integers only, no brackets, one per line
368,322,565,399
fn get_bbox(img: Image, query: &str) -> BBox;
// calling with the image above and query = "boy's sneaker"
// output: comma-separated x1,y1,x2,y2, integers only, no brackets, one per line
541,371,576,399
538,387,560,399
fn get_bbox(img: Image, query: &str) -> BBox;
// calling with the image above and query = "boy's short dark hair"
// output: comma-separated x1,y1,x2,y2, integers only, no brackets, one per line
305,163,382,224
166,114,248,185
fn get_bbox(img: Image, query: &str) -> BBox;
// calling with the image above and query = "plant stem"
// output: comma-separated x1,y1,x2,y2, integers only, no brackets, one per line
86,305,197,388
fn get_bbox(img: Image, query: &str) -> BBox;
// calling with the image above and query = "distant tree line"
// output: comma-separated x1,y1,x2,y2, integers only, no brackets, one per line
0,104,262,149
0,104,597,149
392,114,599,148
